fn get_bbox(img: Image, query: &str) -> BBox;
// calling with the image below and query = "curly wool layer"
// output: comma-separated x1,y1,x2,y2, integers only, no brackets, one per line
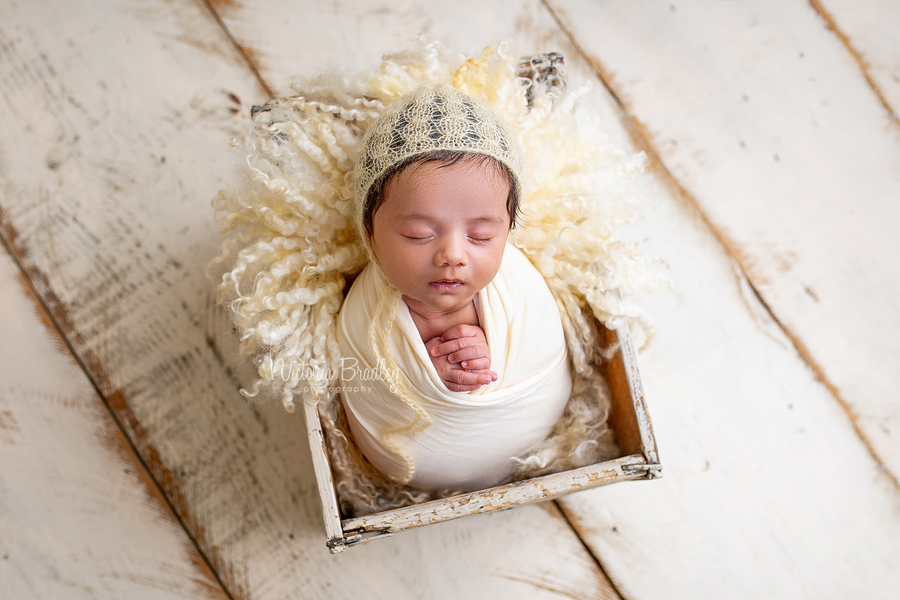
211,40,669,515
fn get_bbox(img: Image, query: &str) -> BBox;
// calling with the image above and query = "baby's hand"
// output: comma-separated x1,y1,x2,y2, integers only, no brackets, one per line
425,327,497,392
429,324,493,371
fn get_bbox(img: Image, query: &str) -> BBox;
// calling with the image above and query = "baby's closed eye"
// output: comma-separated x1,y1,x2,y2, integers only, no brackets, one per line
467,235,494,243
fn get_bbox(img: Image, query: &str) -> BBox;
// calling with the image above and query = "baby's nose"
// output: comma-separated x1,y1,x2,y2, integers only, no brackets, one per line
434,238,468,267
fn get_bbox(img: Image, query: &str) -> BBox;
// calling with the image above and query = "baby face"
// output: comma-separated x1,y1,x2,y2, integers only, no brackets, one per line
370,158,510,319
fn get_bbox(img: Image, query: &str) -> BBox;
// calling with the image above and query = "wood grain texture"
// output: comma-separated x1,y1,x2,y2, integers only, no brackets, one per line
557,160,900,598
812,0,900,119
207,0,900,598
0,248,227,600
0,0,264,596
546,0,900,481
207,0,605,96
0,0,620,598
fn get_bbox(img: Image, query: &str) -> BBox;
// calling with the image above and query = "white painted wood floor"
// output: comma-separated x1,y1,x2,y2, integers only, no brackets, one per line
1,1,897,598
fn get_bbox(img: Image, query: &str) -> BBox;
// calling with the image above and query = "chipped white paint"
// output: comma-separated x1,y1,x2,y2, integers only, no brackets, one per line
340,456,651,538
558,147,900,598
302,400,345,551
0,249,226,599
548,0,900,479
211,0,599,96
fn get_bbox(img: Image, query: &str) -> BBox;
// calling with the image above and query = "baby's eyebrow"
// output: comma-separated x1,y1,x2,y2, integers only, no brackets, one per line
468,215,506,224
394,213,506,225
393,212,434,223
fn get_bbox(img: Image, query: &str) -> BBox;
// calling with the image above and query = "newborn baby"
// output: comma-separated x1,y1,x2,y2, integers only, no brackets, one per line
337,85,572,492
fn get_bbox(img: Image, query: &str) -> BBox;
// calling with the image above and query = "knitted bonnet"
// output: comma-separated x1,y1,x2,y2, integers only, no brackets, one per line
354,84,524,249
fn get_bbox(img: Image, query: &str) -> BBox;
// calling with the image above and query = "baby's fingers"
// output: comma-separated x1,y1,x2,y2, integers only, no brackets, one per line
431,338,489,360
446,344,491,364
458,357,491,370
440,324,480,341
431,338,471,358
444,368,494,389
444,382,483,392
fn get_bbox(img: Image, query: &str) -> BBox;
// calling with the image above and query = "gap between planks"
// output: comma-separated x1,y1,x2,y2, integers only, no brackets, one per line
0,209,237,600
538,0,900,494
198,0,639,585
200,0,274,99
807,0,899,124
550,501,628,600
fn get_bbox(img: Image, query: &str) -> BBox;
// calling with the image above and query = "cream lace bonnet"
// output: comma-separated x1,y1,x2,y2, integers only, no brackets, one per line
354,84,524,249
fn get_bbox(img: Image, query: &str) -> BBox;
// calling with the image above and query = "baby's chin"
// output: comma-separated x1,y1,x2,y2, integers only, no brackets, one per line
402,292,478,318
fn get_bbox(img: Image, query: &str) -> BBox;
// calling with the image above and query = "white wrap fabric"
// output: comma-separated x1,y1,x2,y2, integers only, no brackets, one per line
337,245,572,492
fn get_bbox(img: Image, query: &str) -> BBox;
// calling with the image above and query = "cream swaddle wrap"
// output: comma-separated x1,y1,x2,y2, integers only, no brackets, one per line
337,244,571,492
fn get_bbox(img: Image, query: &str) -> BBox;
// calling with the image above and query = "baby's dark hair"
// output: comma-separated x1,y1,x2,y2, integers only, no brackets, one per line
362,150,520,240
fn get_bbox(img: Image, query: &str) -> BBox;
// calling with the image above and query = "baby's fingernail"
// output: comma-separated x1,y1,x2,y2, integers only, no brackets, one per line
461,361,468,368
483,376,491,383
431,348,437,356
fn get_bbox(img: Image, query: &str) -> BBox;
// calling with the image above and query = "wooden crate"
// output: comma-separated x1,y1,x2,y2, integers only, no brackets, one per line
304,324,661,553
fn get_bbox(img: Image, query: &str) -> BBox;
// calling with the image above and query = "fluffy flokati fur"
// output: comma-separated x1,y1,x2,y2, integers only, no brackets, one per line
211,40,669,516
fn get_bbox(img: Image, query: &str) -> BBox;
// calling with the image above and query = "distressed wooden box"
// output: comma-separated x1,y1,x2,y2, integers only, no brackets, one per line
300,52,660,552
304,324,661,552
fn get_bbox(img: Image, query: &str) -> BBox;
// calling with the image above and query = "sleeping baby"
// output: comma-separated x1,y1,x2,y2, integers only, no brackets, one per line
337,85,572,492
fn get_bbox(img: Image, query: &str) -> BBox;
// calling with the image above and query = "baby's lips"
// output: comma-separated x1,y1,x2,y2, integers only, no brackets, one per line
428,280,465,292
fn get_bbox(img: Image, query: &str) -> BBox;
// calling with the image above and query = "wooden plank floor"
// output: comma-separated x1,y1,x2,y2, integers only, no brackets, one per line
1,1,897,598
0,243,228,599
